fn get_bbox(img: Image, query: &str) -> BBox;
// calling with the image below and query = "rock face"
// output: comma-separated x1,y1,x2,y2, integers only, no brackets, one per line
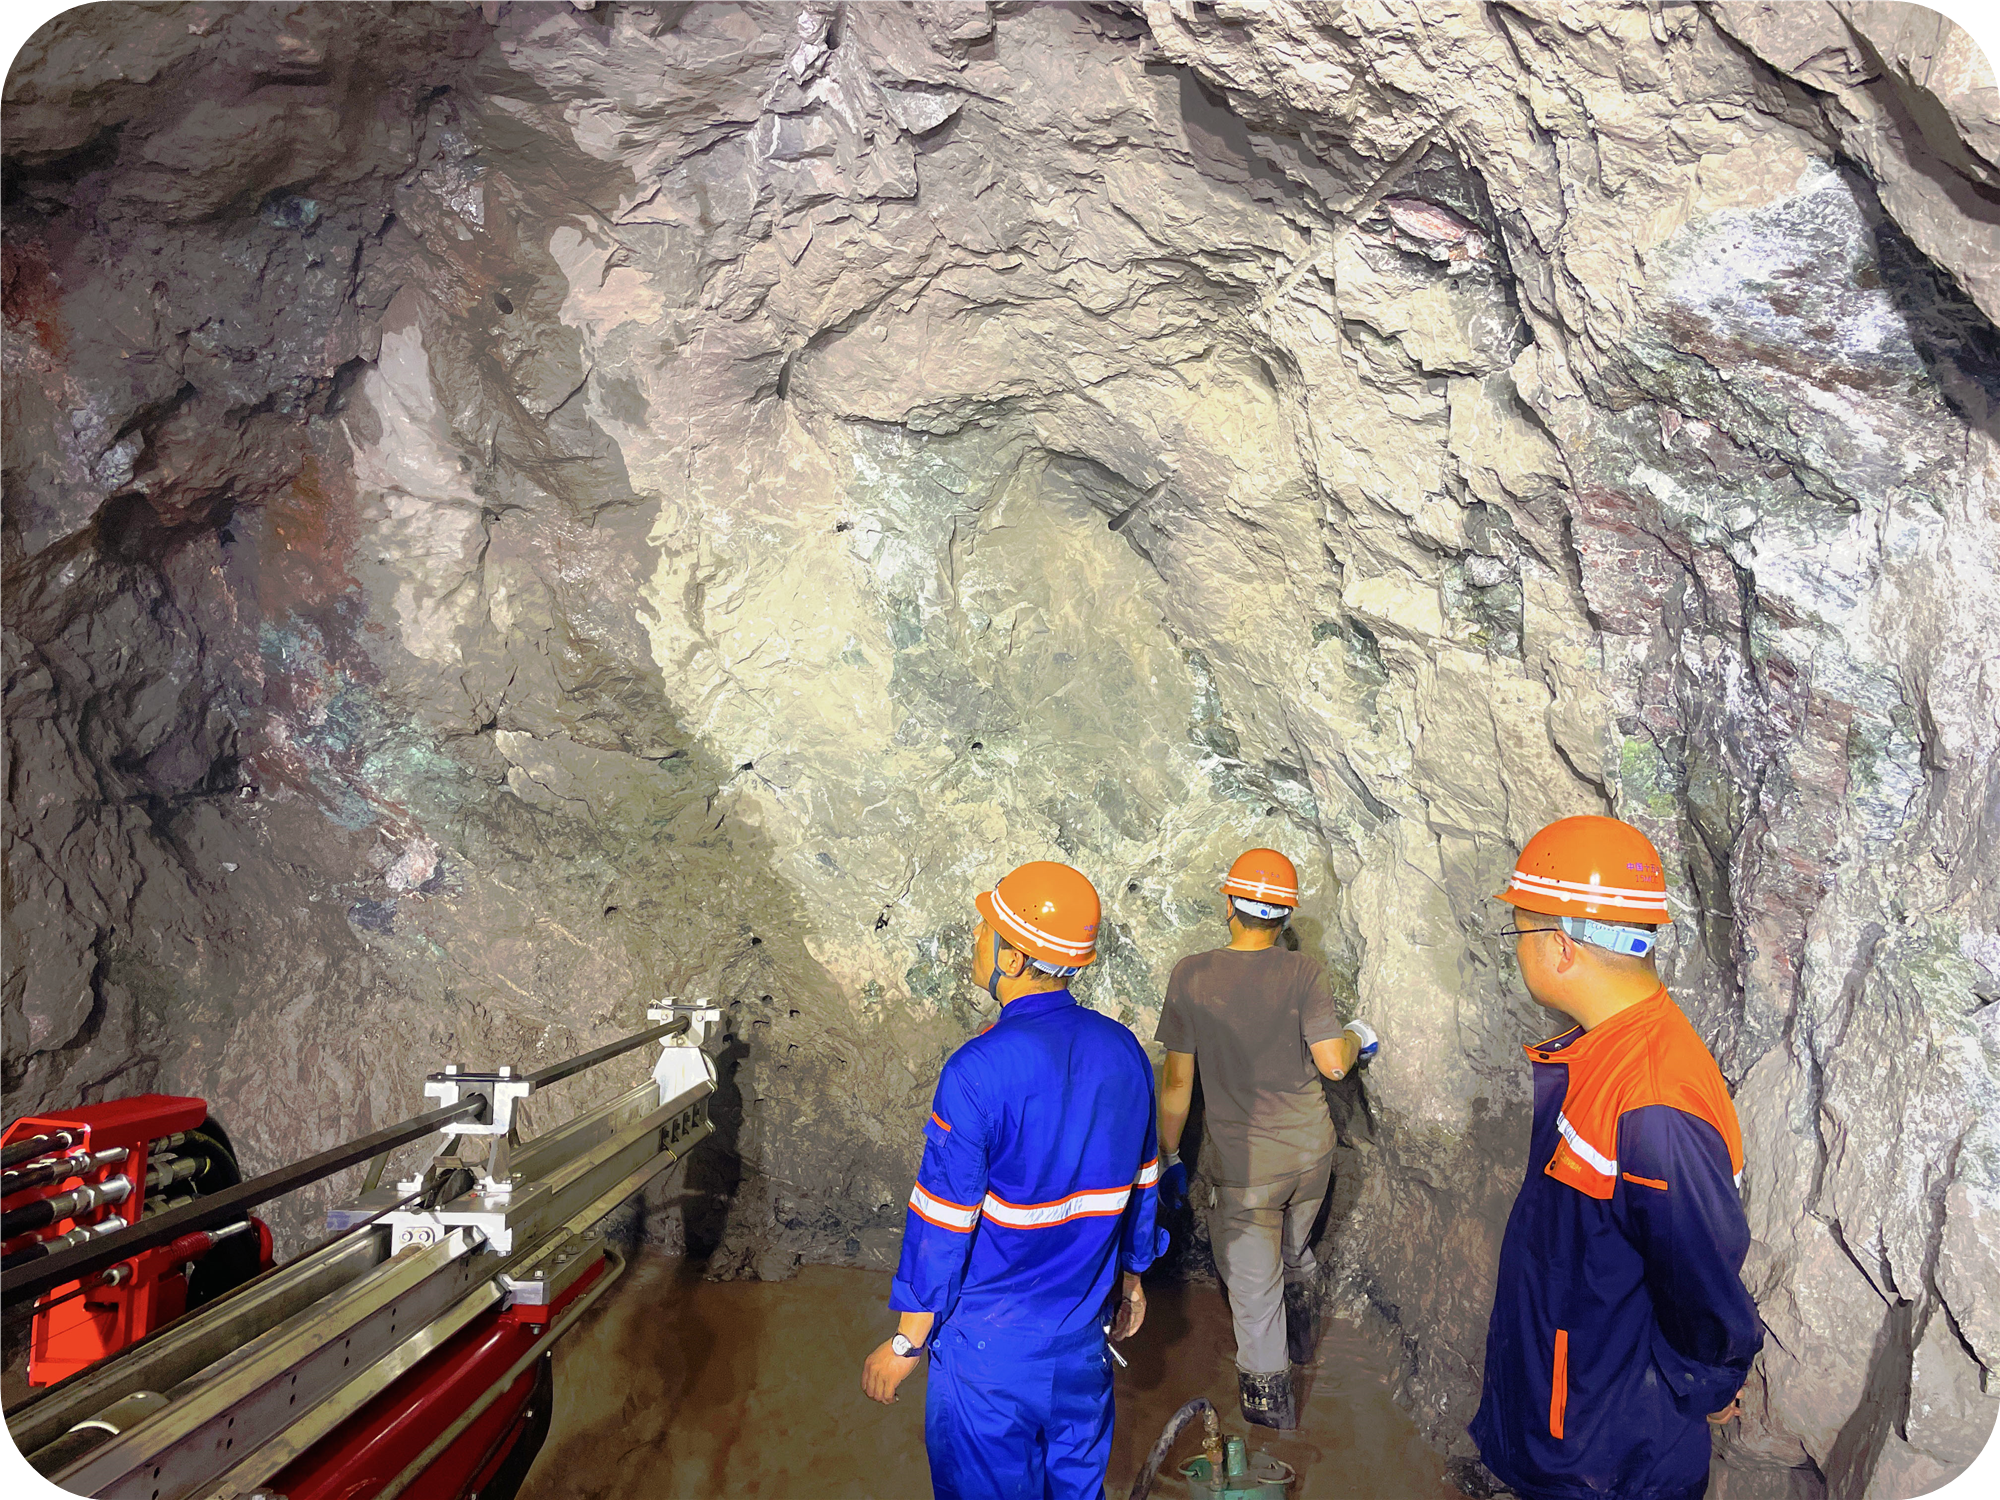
4,4,1996,1496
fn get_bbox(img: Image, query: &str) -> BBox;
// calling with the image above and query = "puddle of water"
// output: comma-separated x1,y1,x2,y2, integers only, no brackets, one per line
520,1254,1462,1499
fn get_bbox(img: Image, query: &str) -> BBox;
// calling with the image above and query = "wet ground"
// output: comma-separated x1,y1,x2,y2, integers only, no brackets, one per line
519,1255,1462,1499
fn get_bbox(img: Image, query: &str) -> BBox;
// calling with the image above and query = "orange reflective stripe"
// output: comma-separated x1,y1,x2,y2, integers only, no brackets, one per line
1622,1171,1668,1191
1550,1328,1569,1440
930,1112,951,1132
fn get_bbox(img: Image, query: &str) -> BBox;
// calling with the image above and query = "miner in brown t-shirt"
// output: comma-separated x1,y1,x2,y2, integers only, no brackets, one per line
1155,848,1379,1430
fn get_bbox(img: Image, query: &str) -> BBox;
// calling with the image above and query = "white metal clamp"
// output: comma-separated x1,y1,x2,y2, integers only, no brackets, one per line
647,1000,720,1102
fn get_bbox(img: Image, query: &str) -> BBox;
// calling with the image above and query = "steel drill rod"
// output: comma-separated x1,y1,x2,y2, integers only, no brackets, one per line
525,1016,688,1088
2,1132,84,1171
0,1097,484,1309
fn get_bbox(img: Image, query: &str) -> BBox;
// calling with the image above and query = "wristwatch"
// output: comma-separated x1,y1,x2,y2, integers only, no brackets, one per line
890,1332,925,1357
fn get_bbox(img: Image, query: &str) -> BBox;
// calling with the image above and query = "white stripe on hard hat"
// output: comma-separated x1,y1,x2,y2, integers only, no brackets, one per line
1509,870,1670,911
1226,875,1299,901
989,887,1095,957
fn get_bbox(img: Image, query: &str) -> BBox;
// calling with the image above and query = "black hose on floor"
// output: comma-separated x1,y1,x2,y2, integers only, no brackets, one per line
1128,1395,1218,1500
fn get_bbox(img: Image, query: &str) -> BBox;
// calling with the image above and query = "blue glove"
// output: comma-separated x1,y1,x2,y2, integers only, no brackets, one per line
1159,1157,1188,1213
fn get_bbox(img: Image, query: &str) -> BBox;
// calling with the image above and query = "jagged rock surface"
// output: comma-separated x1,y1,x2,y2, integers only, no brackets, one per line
4,5,1996,1496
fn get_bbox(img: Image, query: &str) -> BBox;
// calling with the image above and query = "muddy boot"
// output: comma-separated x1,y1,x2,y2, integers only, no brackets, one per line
1239,1369,1298,1430
1284,1280,1321,1366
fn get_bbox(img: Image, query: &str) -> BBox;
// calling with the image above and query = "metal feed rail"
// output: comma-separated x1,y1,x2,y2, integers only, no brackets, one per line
5,1004,721,1500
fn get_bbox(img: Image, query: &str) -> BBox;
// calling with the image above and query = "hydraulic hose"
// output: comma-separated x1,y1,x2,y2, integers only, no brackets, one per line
3,1148,130,1197
1127,1396,1223,1500
3,1131,85,1171
0,1217,131,1274
2,1176,134,1237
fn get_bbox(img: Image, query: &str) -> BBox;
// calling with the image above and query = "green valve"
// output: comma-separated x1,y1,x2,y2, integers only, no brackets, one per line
1176,1443,1295,1499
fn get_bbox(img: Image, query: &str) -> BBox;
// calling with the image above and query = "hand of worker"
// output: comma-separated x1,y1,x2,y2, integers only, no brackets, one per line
1706,1386,1745,1425
862,1339,922,1405
1110,1271,1146,1341
1159,1151,1187,1213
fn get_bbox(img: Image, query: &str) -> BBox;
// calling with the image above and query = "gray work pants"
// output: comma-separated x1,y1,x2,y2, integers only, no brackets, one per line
1207,1153,1333,1375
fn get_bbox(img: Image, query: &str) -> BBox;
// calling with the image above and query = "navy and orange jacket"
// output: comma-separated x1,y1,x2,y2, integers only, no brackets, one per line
1470,987,1763,1500
889,988,1167,1342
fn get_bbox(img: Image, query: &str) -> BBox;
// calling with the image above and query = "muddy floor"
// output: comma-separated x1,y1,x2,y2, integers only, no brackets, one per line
518,1255,1461,1499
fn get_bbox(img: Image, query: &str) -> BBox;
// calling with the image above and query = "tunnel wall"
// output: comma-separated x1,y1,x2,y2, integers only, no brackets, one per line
4,5,1997,1496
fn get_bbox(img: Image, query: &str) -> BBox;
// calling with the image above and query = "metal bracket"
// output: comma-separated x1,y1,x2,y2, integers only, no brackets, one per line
496,1233,600,1310
647,1001,720,1103
424,1064,534,1138
422,1064,535,1198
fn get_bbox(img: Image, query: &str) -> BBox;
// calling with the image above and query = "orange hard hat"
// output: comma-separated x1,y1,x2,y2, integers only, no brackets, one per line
1495,815,1672,925
1221,848,1300,908
976,861,1101,970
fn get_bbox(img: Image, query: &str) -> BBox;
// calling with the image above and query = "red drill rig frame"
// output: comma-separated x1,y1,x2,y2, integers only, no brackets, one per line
3,1004,718,1500
3,1097,274,1388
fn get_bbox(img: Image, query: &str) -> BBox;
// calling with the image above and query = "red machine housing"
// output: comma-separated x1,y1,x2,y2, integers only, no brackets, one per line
265,1257,603,1500
5,1096,581,1500
1,1096,274,1385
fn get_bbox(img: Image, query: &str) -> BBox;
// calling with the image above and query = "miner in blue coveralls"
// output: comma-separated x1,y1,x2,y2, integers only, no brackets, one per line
860,860,1167,1500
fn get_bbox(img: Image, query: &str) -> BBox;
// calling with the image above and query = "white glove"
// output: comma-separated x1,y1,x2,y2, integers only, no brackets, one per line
1343,1018,1379,1062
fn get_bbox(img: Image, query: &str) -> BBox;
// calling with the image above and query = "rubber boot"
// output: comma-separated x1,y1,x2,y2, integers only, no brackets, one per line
1284,1279,1321,1366
1239,1369,1298,1430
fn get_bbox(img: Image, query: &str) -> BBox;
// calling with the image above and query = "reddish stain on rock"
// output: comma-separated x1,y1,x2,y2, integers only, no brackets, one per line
2,239,67,360
261,449,359,612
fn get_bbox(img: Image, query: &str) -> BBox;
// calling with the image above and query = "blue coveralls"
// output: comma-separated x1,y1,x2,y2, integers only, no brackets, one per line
891,988,1166,1500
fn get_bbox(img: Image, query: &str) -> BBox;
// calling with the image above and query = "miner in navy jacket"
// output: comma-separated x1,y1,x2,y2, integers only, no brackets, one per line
860,861,1166,1500
1473,816,1762,1500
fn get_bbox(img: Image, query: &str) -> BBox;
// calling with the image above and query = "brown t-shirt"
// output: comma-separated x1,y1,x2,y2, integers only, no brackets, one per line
1156,946,1342,1187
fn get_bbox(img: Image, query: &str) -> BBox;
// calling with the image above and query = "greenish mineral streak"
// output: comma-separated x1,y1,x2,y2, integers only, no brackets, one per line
1618,734,1683,824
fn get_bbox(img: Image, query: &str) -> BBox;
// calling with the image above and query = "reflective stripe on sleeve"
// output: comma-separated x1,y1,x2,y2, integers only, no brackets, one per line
909,1182,979,1232
1556,1111,1618,1177
981,1184,1132,1229
1133,1157,1161,1188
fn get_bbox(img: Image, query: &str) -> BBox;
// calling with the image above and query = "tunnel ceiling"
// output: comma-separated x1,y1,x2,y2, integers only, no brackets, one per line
4,4,1998,1495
